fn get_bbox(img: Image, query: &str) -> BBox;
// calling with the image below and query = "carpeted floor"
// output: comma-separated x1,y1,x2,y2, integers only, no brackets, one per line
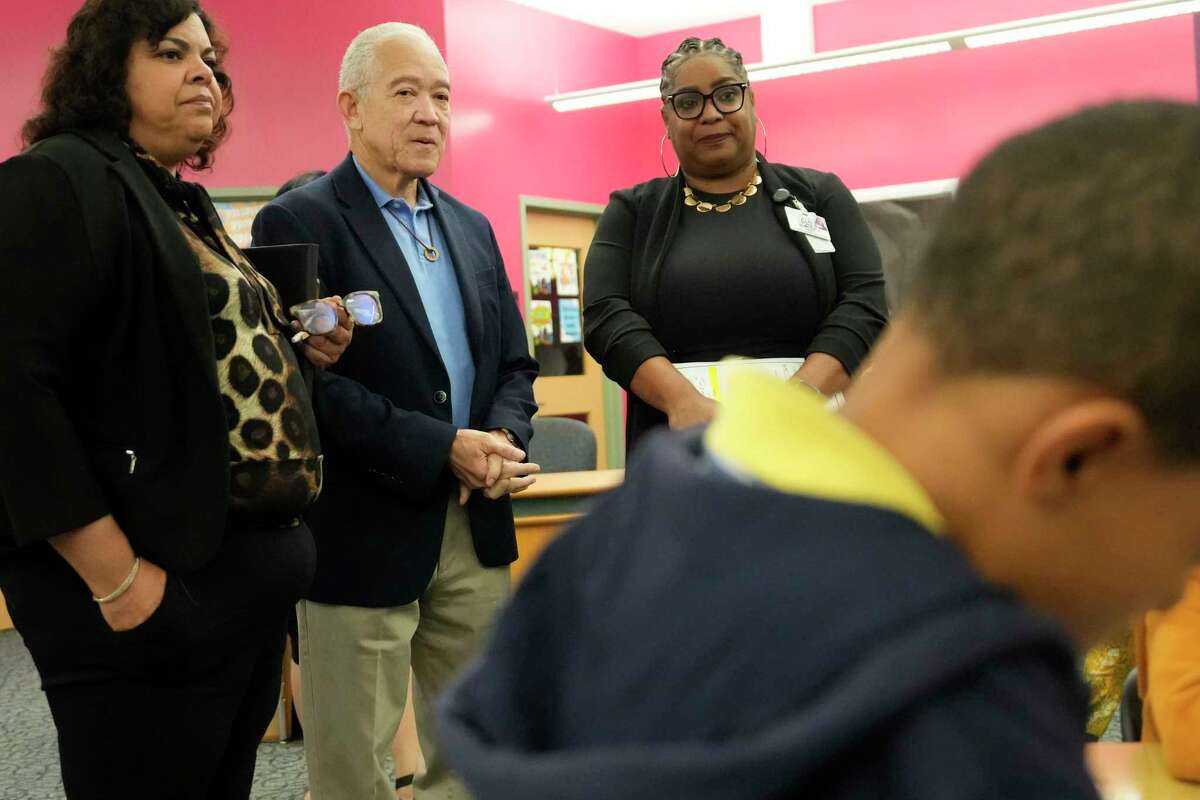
1,625,1128,798
0,629,308,799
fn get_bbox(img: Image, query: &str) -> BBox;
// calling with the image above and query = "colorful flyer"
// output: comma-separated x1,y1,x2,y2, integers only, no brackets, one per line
529,299,555,344
528,247,555,296
558,298,582,343
554,248,580,296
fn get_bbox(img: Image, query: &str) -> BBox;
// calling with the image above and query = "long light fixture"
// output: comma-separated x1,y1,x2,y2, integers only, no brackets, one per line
550,79,659,112
547,0,1199,112
749,41,952,82
963,0,1200,47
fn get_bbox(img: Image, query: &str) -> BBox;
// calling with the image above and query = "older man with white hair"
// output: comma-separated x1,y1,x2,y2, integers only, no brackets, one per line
252,22,539,800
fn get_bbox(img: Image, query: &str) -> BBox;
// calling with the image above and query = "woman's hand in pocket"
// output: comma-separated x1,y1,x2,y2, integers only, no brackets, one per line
100,558,168,632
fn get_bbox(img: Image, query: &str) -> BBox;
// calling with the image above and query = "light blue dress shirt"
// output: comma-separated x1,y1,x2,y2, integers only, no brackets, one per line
354,157,476,429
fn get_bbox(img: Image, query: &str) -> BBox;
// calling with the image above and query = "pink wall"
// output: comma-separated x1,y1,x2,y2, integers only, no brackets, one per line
635,17,763,79
760,15,1197,189
815,0,1134,50
443,0,659,289
441,4,770,287
0,0,448,187
2,1,1197,296
0,3,78,157
198,0,447,187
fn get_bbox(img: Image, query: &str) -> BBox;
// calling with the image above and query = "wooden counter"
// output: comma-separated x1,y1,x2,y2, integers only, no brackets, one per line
511,468,623,583
1089,743,1200,798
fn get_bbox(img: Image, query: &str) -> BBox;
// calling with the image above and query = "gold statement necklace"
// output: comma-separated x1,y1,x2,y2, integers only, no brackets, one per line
683,169,761,214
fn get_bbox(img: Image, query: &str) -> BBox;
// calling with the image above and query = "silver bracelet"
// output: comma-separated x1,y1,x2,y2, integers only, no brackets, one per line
92,556,141,604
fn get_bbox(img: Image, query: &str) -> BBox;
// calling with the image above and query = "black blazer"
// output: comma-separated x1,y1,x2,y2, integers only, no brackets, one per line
0,131,234,572
252,154,538,608
583,158,887,448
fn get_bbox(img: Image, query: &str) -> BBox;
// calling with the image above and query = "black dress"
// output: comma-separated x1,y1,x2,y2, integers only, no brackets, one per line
656,185,822,364
583,158,887,451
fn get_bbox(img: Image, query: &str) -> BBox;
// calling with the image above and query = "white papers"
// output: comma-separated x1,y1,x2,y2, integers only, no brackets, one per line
528,248,554,296
554,249,579,296
674,357,805,401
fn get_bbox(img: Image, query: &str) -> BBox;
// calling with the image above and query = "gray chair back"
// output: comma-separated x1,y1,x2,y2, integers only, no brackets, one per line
529,416,597,473
1120,668,1142,742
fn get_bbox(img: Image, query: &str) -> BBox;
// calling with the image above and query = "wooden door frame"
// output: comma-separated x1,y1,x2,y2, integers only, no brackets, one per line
519,195,625,469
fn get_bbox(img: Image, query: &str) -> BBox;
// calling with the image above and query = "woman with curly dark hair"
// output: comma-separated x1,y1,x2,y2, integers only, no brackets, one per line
0,1,353,796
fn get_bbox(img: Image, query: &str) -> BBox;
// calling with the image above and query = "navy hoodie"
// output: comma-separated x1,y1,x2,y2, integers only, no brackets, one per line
439,385,1098,800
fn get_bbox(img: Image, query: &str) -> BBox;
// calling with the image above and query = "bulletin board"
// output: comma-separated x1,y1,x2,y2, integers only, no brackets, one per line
526,244,584,376
209,186,276,248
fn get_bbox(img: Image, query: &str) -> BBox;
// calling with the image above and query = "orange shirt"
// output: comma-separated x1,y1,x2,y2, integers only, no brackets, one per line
1137,569,1200,781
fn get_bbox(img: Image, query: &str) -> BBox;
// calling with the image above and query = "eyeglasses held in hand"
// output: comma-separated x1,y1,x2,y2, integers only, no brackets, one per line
664,83,748,121
289,291,383,343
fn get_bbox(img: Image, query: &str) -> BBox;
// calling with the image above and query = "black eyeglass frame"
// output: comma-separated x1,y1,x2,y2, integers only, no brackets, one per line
663,82,750,120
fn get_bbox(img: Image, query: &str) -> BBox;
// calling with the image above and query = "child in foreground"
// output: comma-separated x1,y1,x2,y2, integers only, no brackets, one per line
439,101,1200,799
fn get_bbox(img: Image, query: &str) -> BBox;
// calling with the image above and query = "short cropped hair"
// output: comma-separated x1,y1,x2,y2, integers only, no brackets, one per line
273,170,326,198
22,0,233,171
659,37,749,98
909,101,1200,461
339,22,441,96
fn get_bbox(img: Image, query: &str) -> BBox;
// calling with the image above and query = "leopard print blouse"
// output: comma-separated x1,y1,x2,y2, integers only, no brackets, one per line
131,145,323,525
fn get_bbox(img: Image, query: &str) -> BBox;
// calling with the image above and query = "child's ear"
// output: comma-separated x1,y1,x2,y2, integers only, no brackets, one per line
1014,399,1147,504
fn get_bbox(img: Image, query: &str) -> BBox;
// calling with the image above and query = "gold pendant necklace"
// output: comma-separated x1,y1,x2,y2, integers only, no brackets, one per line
683,169,761,214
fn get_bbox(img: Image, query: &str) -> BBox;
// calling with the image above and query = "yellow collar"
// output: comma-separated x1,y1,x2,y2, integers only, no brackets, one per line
704,370,946,534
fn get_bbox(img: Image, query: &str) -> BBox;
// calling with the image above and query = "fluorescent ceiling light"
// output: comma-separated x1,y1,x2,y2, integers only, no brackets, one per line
964,0,1200,47
546,0,1199,112
550,81,659,112
548,42,950,112
749,41,952,81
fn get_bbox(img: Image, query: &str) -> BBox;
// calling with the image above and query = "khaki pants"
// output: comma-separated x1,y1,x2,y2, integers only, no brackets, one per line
299,500,510,800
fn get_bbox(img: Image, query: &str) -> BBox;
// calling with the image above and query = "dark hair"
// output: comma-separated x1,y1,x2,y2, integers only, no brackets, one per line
274,170,327,198
908,101,1200,461
659,37,748,98
21,0,233,171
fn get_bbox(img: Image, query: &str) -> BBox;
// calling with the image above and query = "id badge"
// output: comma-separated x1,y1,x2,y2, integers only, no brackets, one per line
786,206,836,252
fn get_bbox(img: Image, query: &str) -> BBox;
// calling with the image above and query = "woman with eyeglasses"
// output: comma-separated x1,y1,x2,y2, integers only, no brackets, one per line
0,1,363,796
583,37,888,451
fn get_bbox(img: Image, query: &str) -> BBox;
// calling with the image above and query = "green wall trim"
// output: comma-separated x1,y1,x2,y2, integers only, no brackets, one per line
208,186,277,201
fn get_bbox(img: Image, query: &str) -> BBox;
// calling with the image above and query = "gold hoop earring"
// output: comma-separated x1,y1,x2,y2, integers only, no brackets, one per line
659,133,679,178
756,118,768,160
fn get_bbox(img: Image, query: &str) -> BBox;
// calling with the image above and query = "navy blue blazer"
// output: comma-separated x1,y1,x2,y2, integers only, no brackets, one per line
252,153,538,607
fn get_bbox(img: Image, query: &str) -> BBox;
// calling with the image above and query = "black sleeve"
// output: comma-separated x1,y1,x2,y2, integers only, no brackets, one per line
478,223,538,450
252,201,458,499
0,154,113,544
808,173,888,374
582,191,669,389
884,649,1100,800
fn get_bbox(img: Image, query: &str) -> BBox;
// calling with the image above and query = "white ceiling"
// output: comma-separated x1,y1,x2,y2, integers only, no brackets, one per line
505,0,842,37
